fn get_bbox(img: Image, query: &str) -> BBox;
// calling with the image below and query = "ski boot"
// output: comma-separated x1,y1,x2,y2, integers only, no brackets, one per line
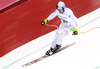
46,44,61,56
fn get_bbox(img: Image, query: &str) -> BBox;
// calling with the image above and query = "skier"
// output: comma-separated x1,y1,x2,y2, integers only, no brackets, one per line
41,1,78,56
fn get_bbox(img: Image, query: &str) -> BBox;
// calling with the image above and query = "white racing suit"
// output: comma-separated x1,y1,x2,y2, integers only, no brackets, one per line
47,8,78,48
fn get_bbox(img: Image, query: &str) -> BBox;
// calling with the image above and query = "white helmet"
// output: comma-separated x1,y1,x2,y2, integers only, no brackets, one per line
56,1,65,11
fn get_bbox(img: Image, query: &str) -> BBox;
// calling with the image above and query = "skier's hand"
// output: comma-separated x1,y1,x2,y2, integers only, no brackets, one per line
41,19,48,25
72,28,78,35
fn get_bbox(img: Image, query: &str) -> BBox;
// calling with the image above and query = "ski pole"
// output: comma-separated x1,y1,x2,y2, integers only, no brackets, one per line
45,24,58,29
79,27,100,34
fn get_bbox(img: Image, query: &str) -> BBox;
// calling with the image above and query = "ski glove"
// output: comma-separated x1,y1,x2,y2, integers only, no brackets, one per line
72,28,78,35
41,19,48,25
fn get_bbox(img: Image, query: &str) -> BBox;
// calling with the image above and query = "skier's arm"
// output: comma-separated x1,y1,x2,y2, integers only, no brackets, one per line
68,9,78,35
41,10,57,25
68,9,78,28
47,10,57,21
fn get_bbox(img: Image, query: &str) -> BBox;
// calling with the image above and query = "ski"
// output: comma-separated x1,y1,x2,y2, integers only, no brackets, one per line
21,42,76,67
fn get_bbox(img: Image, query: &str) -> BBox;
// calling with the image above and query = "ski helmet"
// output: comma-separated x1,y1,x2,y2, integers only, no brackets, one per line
56,1,65,11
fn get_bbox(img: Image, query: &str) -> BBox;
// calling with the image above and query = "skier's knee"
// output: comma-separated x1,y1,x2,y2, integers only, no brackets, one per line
56,30,63,36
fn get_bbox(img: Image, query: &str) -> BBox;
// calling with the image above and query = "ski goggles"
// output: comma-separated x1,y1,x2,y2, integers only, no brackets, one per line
57,7,63,10
57,7,65,11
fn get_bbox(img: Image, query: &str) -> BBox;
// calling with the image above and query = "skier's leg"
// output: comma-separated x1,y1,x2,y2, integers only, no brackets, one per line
51,28,73,50
50,33,58,49
46,32,61,56
46,29,63,56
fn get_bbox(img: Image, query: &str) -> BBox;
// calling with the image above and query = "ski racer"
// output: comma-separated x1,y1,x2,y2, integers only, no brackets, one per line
41,1,78,56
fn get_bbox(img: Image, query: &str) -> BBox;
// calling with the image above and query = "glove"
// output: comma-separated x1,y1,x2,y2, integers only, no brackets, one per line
72,28,78,35
41,19,48,25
